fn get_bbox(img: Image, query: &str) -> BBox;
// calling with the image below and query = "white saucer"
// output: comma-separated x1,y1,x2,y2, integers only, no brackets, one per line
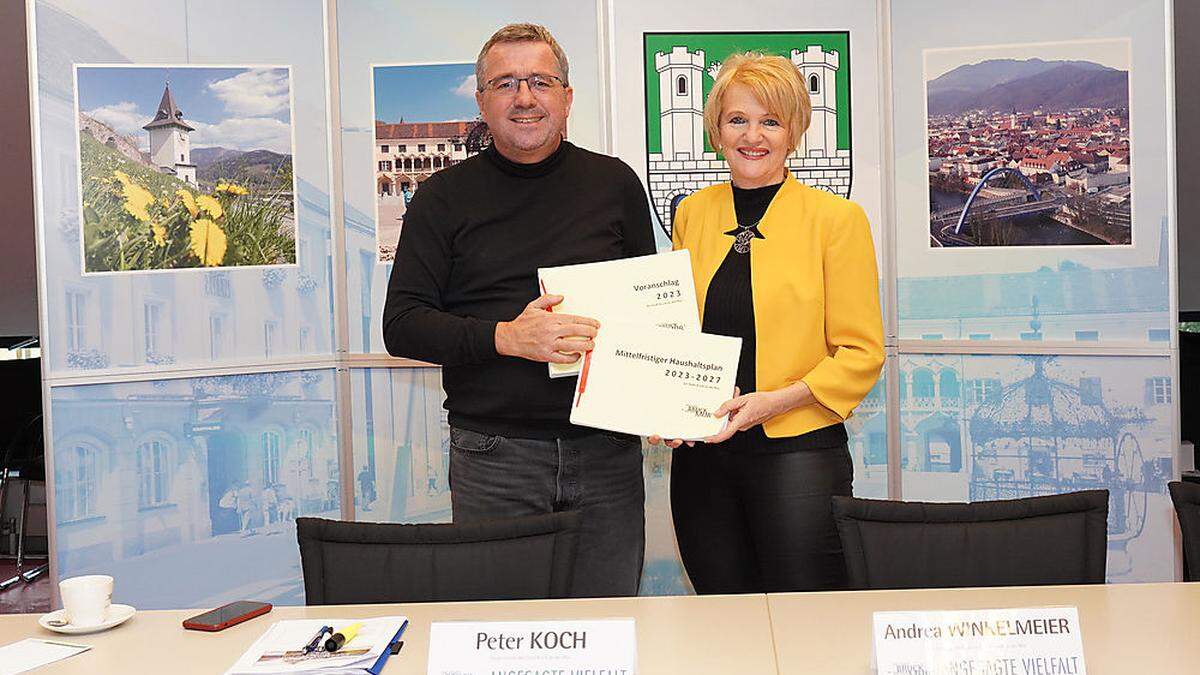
38,604,136,634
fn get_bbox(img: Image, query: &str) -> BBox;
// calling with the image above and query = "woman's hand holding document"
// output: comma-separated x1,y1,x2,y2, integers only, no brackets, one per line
538,250,700,377
570,321,741,440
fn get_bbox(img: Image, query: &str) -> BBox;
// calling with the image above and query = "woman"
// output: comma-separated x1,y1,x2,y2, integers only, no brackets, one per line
654,53,884,594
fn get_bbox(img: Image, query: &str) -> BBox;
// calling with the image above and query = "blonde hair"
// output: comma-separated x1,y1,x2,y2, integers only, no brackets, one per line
476,23,570,89
703,53,811,152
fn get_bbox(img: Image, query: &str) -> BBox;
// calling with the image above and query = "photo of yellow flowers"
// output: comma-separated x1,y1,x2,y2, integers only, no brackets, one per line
76,65,297,273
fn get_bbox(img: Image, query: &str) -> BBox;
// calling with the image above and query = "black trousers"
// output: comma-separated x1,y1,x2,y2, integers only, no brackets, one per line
448,427,645,598
670,442,853,594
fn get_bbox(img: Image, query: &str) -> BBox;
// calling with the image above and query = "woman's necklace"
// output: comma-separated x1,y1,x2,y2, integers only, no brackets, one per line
724,220,765,254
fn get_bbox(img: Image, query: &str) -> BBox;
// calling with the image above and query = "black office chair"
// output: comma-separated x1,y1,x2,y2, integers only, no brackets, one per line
1168,481,1200,582
296,511,581,605
832,489,1109,590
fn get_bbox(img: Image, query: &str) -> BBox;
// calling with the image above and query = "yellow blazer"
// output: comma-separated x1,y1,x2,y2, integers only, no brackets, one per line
672,175,885,438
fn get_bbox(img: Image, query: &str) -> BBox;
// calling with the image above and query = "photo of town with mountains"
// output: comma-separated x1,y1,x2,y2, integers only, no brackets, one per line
925,40,1132,248
75,66,297,273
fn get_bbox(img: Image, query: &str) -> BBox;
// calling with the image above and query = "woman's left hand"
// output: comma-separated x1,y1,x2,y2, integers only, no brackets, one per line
704,382,817,444
704,389,790,444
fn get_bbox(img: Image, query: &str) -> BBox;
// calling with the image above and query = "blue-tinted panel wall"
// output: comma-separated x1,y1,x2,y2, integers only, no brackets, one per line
347,366,887,596
899,354,1175,583
350,367,451,524
849,371,889,499
50,369,339,609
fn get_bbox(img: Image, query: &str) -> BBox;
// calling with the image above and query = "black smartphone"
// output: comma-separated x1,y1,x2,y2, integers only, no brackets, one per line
182,600,272,632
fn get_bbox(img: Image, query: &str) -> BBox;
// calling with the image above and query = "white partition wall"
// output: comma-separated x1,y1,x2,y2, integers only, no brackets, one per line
891,0,1173,343
49,370,340,609
887,0,1179,583
29,0,338,609
28,0,1180,609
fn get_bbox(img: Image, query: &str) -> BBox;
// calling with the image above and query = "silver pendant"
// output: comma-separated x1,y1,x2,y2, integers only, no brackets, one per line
733,228,754,254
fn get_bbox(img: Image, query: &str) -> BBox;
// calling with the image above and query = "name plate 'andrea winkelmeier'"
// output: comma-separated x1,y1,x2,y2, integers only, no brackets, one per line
872,607,1086,675
426,619,637,675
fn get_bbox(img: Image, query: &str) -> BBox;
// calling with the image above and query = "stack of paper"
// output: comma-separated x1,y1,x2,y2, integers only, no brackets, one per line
0,638,90,675
571,320,741,440
224,617,407,675
538,250,700,378
539,250,741,440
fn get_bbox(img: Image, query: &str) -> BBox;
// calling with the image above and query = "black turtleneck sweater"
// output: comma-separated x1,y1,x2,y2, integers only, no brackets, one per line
382,141,655,438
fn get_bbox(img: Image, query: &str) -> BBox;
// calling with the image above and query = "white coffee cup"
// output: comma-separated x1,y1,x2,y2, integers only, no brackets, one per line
59,575,113,627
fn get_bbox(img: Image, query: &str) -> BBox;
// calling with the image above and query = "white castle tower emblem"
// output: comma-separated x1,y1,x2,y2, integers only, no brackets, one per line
648,44,852,235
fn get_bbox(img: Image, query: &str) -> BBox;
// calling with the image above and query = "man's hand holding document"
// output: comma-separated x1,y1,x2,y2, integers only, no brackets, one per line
570,321,740,440
538,250,700,378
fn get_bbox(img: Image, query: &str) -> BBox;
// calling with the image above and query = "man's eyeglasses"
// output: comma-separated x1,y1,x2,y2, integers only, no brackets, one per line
479,74,566,95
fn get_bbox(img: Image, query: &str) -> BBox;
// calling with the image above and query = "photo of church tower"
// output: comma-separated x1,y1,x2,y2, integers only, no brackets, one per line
74,65,298,273
143,82,197,185
644,32,853,237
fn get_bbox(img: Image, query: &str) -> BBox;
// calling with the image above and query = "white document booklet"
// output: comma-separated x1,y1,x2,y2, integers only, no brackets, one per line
570,320,740,440
537,250,700,378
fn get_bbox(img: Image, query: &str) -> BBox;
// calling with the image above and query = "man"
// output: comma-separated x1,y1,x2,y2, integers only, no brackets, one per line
382,23,654,597
357,465,376,511
236,481,257,536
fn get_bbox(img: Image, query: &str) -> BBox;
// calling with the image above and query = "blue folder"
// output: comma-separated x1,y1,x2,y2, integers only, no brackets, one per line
365,619,409,675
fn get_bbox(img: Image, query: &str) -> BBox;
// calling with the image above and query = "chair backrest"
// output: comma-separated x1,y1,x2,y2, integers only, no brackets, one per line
296,512,580,605
832,490,1109,590
1168,481,1200,582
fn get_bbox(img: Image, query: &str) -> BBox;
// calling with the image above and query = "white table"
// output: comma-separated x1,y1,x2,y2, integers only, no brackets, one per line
3,582,1198,673
0,593,777,674
769,582,1200,674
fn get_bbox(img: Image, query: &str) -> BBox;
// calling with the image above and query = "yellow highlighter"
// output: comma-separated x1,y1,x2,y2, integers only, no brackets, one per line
324,622,363,652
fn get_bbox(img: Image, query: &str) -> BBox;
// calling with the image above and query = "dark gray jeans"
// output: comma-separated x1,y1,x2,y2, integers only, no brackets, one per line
448,426,645,598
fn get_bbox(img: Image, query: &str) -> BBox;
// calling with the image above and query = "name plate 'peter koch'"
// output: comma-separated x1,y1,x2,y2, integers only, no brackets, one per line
426,619,637,675
873,607,1086,675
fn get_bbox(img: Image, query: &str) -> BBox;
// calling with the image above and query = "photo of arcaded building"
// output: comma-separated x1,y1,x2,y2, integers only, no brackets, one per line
374,120,476,261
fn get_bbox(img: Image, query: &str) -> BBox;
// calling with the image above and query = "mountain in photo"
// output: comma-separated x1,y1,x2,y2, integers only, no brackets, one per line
928,58,1126,116
77,115,292,188
195,147,292,186
190,146,243,167
927,58,1106,95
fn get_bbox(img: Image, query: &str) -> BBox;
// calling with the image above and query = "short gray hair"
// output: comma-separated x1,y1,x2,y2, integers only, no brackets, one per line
475,23,570,90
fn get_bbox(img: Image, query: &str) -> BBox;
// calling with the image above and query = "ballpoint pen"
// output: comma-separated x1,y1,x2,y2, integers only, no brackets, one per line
36,639,90,650
303,625,333,654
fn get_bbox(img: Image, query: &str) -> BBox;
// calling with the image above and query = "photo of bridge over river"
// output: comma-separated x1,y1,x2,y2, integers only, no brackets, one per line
924,40,1132,248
